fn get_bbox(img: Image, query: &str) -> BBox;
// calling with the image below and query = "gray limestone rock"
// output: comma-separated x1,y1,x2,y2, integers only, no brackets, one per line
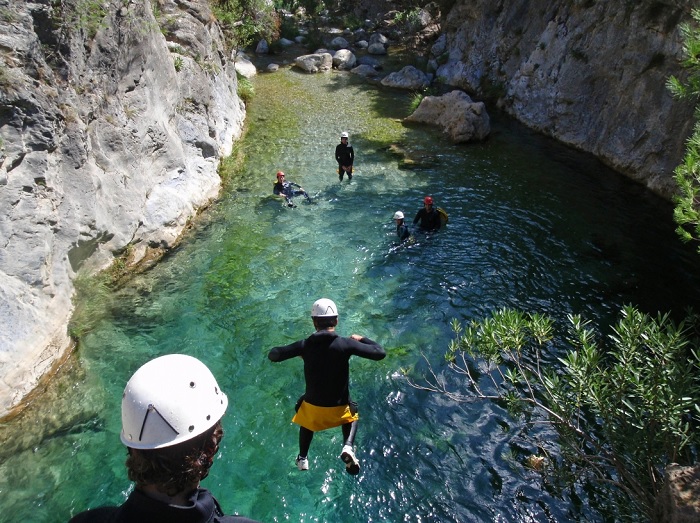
333,49,357,70
380,65,430,90
0,0,245,417
294,53,333,73
404,90,491,143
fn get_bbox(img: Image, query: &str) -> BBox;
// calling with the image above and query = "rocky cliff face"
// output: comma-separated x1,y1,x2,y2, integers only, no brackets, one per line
434,0,695,197
0,0,244,418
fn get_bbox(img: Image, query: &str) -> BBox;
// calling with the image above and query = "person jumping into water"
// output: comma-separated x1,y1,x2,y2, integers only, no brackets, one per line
273,171,310,207
267,298,385,475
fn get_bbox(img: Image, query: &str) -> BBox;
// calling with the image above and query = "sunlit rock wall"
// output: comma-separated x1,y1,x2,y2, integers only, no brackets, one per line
436,0,695,197
0,0,245,418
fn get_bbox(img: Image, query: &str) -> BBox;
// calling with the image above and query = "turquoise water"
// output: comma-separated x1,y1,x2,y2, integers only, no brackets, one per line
2,69,700,522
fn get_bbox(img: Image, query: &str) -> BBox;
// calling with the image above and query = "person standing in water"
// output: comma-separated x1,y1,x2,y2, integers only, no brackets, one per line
334,132,354,182
413,196,442,231
267,298,385,475
393,211,411,242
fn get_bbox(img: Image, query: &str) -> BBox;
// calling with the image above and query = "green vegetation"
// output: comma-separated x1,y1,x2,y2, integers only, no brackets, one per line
212,0,279,54
393,8,424,34
67,271,112,340
0,64,10,90
408,91,424,113
74,0,108,39
49,0,107,41
0,7,18,23
410,307,700,519
173,55,184,72
236,73,255,103
667,8,700,252
217,140,247,187
278,14,299,40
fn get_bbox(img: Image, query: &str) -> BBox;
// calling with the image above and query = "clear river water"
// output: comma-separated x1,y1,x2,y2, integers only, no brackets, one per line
2,67,700,523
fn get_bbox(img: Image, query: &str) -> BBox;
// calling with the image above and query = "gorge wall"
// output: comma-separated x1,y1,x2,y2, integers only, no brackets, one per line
1,0,697,419
0,0,245,418
432,0,696,197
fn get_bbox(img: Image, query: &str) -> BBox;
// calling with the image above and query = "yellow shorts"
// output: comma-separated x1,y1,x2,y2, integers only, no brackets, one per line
292,401,358,432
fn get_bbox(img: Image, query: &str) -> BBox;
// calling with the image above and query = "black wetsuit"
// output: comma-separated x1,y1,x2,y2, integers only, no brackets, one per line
273,180,308,205
68,488,260,523
268,330,385,407
396,222,411,241
413,207,441,231
334,142,354,181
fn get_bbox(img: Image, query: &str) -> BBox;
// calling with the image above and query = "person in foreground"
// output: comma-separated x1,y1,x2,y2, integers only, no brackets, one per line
273,171,310,207
393,210,411,242
69,354,260,523
268,298,385,475
413,195,442,231
334,132,354,181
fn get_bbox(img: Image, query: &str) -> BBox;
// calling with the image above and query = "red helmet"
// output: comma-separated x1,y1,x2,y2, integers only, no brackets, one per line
276,171,285,179
424,196,433,205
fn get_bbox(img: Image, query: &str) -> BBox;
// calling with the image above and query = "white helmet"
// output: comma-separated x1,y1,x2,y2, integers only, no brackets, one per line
311,298,338,317
340,132,349,138
120,354,228,450
393,211,404,220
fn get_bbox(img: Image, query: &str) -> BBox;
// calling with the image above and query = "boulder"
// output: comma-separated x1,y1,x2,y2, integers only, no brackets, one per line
330,36,350,49
255,39,269,54
333,49,357,70
233,52,257,78
369,32,389,46
357,55,382,68
294,53,333,73
380,65,430,90
655,464,700,522
404,90,491,143
368,42,387,55
351,64,381,79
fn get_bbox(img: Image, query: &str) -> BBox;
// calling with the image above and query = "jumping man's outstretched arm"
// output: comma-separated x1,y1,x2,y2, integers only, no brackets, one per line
348,335,385,360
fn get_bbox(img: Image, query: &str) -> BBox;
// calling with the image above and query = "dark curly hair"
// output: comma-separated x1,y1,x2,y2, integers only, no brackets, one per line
125,421,223,497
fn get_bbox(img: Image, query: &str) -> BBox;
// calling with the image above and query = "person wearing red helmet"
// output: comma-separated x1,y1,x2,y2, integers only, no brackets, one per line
273,171,310,207
413,196,442,231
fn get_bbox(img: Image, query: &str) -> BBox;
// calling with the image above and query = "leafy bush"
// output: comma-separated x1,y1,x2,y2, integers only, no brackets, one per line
393,8,424,34
667,8,700,252
213,0,280,53
409,306,700,519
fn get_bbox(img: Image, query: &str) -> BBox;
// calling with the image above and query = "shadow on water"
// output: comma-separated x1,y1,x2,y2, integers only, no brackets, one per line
3,64,700,522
